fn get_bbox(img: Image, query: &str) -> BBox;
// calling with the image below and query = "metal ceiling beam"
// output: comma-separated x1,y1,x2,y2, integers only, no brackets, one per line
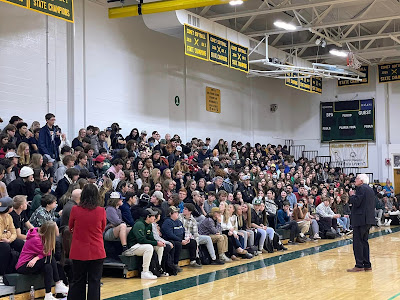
247,15,400,37
302,45,400,60
390,35,400,45
277,31,400,50
200,6,211,16
240,1,268,33
208,0,362,21
364,20,392,49
341,0,378,39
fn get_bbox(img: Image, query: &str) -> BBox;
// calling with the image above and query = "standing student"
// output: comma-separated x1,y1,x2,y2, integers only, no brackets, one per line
16,221,68,300
38,113,61,164
347,174,376,272
68,184,106,300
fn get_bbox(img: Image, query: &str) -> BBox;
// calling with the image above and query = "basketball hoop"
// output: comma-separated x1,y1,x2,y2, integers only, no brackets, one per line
347,52,362,69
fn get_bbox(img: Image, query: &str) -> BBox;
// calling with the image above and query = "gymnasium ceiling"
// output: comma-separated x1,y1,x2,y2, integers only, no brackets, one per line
104,0,400,65
190,0,400,65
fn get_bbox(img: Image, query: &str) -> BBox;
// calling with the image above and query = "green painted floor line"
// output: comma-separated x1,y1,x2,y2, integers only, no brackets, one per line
105,227,400,300
388,292,400,300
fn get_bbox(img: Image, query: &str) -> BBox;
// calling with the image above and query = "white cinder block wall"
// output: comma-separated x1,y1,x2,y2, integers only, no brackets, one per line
1,0,400,181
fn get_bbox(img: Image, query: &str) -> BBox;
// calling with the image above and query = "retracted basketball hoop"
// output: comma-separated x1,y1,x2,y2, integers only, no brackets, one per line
347,52,362,70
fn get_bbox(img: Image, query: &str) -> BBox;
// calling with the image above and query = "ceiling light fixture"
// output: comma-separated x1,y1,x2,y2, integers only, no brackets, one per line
229,0,243,5
273,21,297,31
329,49,348,57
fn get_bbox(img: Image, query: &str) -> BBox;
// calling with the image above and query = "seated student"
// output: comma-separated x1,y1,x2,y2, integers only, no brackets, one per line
7,166,35,201
292,198,311,240
0,165,8,198
54,155,76,184
185,190,206,224
74,153,88,172
55,168,80,200
148,191,165,222
214,190,228,207
0,197,25,277
251,198,285,253
161,206,200,270
10,195,34,240
316,197,341,237
119,191,137,227
124,208,166,280
180,203,224,265
219,202,249,260
265,190,278,229
198,207,231,263
332,195,351,234
203,191,216,214
277,201,304,244
60,189,81,230
16,221,68,300
305,196,321,240
42,155,55,184
29,194,58,227
239,203,258,249
31,180,52,214
104,192,131,253
150,208,177,275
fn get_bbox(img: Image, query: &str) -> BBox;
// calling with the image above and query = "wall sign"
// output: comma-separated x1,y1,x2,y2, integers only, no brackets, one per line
206,87,221,113
378,62,400,83
330,142,368,168
184,24,249,73
208,33,229,67
338,66,369,87
174,96,180,107
1,0,74,22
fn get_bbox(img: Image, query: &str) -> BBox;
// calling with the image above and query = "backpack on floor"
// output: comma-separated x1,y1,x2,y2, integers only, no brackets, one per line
198,244,212,265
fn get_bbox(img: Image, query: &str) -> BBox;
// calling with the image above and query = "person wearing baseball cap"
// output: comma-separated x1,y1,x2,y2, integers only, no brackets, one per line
7,166,35,201
161,206,199,271
0,196,25,276
125,207,166,280
168,145,183,169
198,207,231,263
251,198,287,253
91,155,105,179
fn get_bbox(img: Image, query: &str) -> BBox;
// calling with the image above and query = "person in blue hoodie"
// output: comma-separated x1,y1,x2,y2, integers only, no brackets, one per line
38,113,61,164
161,206,201,270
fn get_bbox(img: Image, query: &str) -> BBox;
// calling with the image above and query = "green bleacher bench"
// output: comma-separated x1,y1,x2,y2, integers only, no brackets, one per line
4,273,54,294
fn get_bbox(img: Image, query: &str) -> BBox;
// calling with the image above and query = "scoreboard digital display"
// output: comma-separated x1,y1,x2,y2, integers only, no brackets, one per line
321,99,375,142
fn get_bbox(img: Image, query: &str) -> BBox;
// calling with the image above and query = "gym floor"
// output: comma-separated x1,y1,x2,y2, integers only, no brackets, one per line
101,226,400,300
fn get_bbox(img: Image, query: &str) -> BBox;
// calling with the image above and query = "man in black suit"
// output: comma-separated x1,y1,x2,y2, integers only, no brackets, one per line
347,174,376,272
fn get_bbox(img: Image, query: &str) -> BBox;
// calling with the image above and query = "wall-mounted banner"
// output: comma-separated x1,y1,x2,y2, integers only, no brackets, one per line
229,42,249,73
338,65,369,86
208,33,229,67
378,62,400,83
311,76,322,94
0,0,74,22
329,142,368,168
206,87,221,113
184,24,208,61
285,73,322,94
184,24,249,73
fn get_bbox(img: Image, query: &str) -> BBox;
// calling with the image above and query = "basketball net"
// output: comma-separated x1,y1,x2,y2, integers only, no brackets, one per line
347,52,362,69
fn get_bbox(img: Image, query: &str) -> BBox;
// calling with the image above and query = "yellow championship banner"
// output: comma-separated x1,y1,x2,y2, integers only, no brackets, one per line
0,0,74,22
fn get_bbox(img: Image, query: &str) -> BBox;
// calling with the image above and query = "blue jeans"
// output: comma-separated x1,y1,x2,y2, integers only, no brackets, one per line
337,217,350,231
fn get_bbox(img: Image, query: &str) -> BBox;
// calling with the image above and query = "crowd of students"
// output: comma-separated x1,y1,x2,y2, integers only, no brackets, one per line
0,113,399,299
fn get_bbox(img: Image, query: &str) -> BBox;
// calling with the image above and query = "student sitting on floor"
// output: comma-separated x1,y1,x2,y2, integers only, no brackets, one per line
16,221,68,300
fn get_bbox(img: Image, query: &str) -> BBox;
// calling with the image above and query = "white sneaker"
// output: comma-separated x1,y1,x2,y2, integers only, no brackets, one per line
44,293,57,300
141,271,157,280
299,233,305,238
313,234,321,239
220,254,232,262
55,281,69,294
387,219,392,226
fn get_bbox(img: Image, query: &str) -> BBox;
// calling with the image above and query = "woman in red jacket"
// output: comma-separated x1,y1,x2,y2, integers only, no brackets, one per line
68,184,106,300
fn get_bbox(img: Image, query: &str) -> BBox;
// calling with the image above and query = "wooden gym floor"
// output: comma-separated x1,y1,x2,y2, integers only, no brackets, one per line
102,226,400,300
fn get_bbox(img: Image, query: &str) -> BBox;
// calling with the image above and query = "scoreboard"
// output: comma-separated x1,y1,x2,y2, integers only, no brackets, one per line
321,99,375,142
